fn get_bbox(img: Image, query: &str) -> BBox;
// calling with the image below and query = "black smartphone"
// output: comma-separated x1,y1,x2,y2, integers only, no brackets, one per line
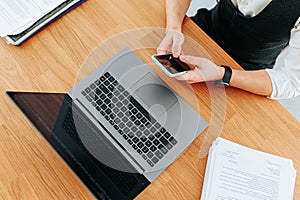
152,54,192,77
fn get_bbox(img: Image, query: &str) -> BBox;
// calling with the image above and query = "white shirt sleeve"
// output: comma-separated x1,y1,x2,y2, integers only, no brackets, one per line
266,17,300,99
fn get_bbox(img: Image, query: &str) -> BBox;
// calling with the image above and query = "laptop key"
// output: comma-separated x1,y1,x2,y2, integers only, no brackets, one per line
150,145,157,152
136,113,142,119
104,98,110,105
137,149,142,155
100,104,107,110
150,127,156,133
99,76,106,82
131,126,138,132
81,90,87,96
158,144,168,154
117,85,125,92
126,121,133,128
86,95,92,102
90,83,96,89
100,93,106,100
119,122,125,129
153,139,159,146
136,131,142,137
108,76,115,82
151,156,159,164
148,135,155,141
147,160,154,167
113,124,119,130
132,137,139,143
134,120,141,126
123,134,128,140
96,99,103,105
160,127,166,133
154,122,161,129
169,137,177,145
155,132,161,138
165,143,172,150
142,147,149,153
95,79,101,85
147,152,154,158
155,150,163,159
85,87,91,93
145,140,152,147
95,88,101,95
140,136,147,142
104,72,110,78
144,129,150,136
112,80,118,86
122,127,129,134
108,84,115,92
164,132,171,138
137,142,144,148
128,132,134,138
159,136,169,146
123,91,129,96
105,108,111,115
122,116,128,123
99,84,109,94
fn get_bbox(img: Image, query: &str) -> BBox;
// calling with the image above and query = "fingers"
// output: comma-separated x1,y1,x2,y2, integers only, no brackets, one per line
157,35,172,55
157,30,184,57
172,33,184,58
175,70,196,82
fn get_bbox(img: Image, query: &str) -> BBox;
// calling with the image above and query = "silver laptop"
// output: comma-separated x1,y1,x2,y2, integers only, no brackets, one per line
51,47,208,199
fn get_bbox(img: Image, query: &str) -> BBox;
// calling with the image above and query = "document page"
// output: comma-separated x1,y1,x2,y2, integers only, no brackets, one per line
201,138,296,200
0,0,66,36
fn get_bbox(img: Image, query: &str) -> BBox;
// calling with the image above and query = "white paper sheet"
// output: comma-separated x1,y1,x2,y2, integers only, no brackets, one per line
0,0,66,36
201,138,296,200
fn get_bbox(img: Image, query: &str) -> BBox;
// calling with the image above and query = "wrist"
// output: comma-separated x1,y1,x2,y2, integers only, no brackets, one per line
166,23,182,32
218,66,225,80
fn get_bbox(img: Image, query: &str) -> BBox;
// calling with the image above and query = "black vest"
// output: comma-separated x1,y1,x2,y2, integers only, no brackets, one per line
191,0,300,70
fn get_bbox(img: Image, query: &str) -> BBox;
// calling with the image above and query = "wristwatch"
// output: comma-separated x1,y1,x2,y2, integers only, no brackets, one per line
214,65,232,87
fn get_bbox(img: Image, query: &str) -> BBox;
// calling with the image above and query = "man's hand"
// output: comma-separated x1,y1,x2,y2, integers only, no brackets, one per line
176,55,224,83
157,29,185,58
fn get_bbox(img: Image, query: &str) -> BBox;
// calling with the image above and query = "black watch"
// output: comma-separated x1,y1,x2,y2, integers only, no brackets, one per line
214,65,232,87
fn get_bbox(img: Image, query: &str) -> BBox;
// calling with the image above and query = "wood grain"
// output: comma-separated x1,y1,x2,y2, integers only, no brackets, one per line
0,0,299,199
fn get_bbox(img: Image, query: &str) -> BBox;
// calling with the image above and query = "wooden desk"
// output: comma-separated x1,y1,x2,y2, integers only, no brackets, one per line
0,0,299,199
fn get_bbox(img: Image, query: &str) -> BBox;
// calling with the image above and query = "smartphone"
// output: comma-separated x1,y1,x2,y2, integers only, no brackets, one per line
152,54,192,77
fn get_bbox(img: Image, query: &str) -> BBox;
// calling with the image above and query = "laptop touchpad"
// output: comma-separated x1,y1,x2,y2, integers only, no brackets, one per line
131,73,178,117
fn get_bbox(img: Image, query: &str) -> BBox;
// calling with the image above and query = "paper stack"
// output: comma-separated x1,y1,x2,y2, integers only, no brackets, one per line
0,0,84,45
201,137,296,200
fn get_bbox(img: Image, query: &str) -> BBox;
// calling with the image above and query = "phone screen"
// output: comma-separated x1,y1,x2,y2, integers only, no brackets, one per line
154,54,191,74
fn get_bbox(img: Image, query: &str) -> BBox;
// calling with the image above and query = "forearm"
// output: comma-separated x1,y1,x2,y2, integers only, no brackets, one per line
230,69,272,96
166,0,191,31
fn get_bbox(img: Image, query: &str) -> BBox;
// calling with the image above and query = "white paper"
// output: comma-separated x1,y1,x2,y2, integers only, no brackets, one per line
201,138,296,200
0,0,66,36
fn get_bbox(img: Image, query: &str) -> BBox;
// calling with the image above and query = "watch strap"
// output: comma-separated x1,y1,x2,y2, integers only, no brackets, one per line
221,65,232,86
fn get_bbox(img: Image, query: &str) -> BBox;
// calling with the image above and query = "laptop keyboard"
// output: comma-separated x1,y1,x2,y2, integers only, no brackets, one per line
81,72,178,167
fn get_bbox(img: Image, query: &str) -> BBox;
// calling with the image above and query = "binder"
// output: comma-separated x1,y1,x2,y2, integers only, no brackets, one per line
3,0,86,46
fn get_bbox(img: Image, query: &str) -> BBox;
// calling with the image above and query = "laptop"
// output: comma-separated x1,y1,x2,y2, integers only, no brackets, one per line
51,48,208,199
